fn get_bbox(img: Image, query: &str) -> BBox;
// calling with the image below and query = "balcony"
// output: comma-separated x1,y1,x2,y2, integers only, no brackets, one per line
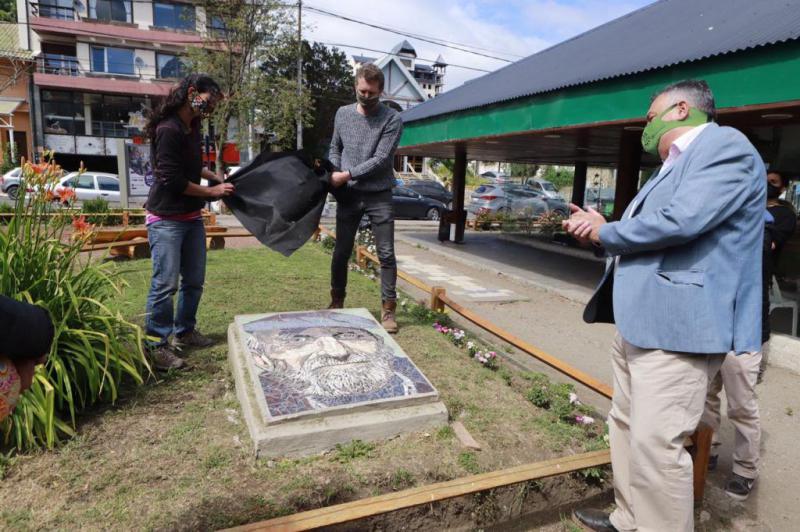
34,56,173,97
30,11,205,47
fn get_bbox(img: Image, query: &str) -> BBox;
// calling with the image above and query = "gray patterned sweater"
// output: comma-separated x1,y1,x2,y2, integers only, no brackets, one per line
328,103,404,192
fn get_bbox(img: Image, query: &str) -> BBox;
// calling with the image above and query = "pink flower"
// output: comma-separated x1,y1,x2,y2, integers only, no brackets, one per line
575,415,595,425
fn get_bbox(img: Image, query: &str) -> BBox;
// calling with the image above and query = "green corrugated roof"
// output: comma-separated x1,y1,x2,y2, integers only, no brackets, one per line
0,22,33,60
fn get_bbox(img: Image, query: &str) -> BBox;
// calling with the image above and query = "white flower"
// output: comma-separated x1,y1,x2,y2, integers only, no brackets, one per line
575,415,595,425
569,393,581,405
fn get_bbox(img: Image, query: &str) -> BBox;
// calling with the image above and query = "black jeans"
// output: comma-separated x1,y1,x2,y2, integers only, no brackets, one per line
331,188,397,301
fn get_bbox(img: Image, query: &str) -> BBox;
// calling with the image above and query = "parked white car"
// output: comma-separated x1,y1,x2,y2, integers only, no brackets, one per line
55,172,121,204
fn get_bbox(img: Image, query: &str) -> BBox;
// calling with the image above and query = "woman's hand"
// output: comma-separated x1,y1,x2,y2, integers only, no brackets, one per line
209,183,235,197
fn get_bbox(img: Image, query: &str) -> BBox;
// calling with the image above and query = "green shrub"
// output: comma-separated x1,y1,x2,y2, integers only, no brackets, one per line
81,198,123,226
0,158,149,450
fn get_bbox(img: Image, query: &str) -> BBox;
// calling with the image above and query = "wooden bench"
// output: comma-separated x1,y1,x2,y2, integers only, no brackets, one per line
83,225,235,259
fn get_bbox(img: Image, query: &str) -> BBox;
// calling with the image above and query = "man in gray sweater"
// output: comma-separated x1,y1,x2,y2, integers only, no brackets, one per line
328,64,404,332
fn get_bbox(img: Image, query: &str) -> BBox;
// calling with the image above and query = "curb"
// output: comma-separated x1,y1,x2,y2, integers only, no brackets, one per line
394,233,593,305
496,233,605,263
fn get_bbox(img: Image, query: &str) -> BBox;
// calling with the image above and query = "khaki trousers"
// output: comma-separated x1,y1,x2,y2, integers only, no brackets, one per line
701,348,762,479
608,332,724,532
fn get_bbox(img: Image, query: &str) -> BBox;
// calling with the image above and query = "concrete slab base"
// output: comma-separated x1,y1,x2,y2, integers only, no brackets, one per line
227,311,448,458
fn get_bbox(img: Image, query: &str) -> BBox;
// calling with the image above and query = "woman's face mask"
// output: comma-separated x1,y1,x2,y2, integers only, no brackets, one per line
190,91,217,119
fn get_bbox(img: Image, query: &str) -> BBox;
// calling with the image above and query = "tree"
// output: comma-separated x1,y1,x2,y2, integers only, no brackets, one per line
0,0,15,22
541,166,575,189
186,1,312,173
509,163,539,179
261,41,355,158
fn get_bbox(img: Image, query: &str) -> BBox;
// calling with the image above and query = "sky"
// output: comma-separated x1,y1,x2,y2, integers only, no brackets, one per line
303,0,655,92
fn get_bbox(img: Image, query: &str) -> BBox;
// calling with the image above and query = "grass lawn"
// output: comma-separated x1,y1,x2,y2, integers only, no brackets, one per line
0,244,608,531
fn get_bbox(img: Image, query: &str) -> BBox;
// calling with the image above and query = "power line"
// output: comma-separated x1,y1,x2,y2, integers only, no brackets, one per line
303,5,515,63
318,42,490,73
303,2,524,60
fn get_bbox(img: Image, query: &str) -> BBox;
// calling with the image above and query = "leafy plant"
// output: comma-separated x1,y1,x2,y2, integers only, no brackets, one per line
331,439,375,463
81,197,123,226
0,140,17,175
0,156,149,449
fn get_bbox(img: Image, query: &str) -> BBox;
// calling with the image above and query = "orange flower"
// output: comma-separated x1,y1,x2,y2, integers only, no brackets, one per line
59,188,76,203
30,163,48,175
44,190,55,202
72,215,93,235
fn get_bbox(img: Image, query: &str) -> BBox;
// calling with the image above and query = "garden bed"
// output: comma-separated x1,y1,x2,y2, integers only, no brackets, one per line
0,245,609,530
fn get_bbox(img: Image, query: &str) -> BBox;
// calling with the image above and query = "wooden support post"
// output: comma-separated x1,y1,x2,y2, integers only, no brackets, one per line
612,129,643,220
209,213,217,226
691,423,714,505
572,161,588,208
311,227,320,241
452,144,467,243
122,211,129,227
430,287,446,313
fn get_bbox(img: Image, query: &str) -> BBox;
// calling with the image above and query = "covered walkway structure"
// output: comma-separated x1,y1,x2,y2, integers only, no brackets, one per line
397,0,800,242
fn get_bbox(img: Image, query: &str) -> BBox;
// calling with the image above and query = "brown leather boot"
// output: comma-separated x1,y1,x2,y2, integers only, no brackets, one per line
328,289,346,309
381,300,398,333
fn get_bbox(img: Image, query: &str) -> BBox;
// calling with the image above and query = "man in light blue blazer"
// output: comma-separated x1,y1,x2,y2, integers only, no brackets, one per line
567,80,765,532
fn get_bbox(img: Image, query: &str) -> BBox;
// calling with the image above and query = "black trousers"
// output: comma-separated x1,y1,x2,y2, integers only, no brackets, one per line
331,188,397,301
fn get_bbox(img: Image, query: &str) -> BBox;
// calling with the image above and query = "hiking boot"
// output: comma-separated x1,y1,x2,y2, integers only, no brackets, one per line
149,345,187,371
725,473,756,501
174,329,215,349
572,508,618,532
328,289,346,309
381,300,398,333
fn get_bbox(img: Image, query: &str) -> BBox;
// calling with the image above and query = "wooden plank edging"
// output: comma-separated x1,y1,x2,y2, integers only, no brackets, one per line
223,450,611,532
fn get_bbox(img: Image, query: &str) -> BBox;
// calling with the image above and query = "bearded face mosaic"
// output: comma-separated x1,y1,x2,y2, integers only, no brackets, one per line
240,308,437,420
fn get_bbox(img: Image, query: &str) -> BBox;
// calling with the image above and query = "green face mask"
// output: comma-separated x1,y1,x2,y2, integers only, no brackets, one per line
641,104,708,155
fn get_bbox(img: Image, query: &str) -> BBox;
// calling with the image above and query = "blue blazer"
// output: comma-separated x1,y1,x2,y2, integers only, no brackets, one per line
586,123,765,354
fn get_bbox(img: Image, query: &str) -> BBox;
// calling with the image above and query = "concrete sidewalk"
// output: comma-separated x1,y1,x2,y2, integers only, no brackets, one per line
392,230,800,531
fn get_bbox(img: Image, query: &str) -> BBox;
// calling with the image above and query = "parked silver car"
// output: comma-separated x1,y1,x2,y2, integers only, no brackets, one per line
524,186,569,215
1,167,22,199
468,184,548,217
524,177,564,199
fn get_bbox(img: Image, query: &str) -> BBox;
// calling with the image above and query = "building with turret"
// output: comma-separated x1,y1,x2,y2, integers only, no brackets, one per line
351,40,446,110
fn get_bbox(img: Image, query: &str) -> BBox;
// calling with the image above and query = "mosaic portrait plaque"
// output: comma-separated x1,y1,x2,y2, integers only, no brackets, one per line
234,308,440,424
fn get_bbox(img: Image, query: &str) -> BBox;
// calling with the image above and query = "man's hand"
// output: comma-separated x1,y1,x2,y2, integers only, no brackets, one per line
562,203,606,245
209,183,235,197
331,171,351,188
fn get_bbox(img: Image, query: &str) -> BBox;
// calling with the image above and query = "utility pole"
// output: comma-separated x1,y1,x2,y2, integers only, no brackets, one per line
295,0,303,150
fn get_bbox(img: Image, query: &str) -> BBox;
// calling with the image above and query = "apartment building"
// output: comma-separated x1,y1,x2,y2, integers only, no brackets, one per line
17,0,232,172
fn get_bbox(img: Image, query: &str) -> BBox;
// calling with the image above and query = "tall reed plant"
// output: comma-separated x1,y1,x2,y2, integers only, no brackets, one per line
0,155,150,449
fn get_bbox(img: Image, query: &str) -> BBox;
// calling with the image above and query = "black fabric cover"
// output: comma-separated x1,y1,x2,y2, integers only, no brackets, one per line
0,295,55,360
223,151,332,257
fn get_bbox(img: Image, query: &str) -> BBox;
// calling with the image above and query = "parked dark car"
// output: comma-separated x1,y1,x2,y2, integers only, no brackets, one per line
405,179,453,206
392,186,445,220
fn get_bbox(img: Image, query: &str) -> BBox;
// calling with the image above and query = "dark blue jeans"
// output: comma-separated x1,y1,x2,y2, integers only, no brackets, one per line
332,188,397,301
145,219,206,346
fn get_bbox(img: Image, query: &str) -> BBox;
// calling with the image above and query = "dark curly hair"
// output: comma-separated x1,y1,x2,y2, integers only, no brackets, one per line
144,73,221,141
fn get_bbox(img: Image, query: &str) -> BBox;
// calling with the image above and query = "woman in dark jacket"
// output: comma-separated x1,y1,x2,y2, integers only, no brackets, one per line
143,74,234,370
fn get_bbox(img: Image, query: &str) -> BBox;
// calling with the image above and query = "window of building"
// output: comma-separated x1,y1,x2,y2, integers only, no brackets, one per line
207,15,229,37
88,0,132,23
39,0,74,20
91,46,135,75
42,90,84,135
156,53,186,79
153,2,196,31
